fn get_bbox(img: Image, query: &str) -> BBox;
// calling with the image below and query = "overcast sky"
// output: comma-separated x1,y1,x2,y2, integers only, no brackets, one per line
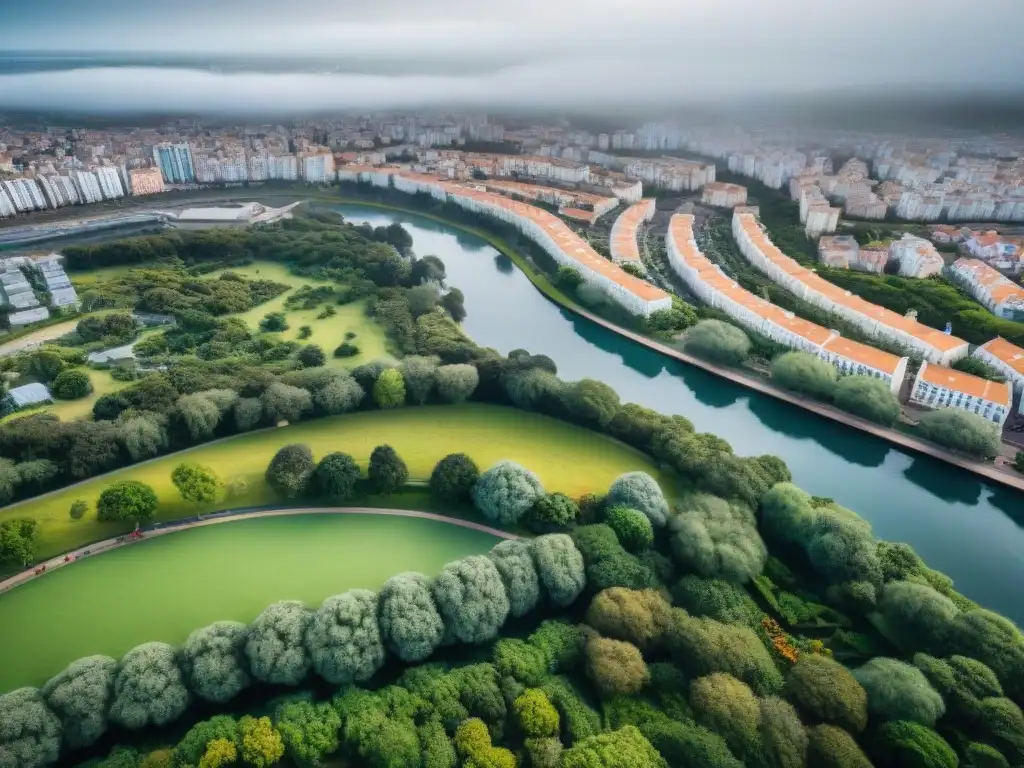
0,0,1021,114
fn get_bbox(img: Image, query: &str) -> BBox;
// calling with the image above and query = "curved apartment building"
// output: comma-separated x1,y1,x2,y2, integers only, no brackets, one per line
609,198,656,265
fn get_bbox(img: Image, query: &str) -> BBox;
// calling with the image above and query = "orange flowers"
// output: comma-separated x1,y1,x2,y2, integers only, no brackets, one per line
762,617,799,664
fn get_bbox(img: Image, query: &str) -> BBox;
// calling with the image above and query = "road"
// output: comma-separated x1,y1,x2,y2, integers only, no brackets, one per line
0,318,81,357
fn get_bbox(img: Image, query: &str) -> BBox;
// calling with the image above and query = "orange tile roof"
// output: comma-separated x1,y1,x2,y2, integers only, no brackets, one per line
735,212,967,354
610,199,655,263
822,336,904,375
978,337,1024,378
952,258,1024,306
917,362,1012,404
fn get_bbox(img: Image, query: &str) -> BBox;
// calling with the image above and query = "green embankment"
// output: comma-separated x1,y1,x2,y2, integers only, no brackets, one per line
3,404,674,558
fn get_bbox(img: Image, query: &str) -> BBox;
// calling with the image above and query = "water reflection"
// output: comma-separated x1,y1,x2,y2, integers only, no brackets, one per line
493,253,515,274
903,459,986,506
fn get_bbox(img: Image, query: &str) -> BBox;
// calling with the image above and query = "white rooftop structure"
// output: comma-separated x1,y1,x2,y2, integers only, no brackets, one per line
8,307,50,326
87,343,136,364
5,382,51,408
49,287,79,307
168,201,301,229
7,290,40,309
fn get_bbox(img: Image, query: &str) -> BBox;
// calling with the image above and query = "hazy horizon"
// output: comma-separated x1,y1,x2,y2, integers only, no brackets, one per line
1,0,1022,115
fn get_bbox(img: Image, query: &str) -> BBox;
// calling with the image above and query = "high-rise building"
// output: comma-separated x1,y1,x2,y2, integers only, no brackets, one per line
95,166,126,199
129,167,166,196
153,142,196,184
303,152,335,183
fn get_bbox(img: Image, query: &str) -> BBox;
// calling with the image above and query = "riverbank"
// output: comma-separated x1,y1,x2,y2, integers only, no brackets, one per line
0,505,518,596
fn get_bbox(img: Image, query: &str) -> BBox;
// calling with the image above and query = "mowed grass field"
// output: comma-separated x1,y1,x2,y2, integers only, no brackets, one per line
2,404,677,559
208,261,390,368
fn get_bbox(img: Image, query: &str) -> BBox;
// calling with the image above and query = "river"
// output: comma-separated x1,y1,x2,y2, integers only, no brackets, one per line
335,203,1024,624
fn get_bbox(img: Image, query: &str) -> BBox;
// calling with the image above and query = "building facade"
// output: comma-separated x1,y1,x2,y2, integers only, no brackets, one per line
153,142,196,184
909,362,1012,427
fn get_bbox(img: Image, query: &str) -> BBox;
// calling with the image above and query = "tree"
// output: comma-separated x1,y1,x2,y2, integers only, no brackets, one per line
180,621,250,704
853,657,945,727
244,601,312,686
297,344,327,368
307,589,385,684
312,375,364,415
0,687,62,768
239,716,284,768
560,726,667,768
0,460,18,507
108,642,190,729
435,363,479,403
117,414,167,461
234,397,264,432
265,444,315,498
586,588,672,652
52,368,93,400
199,739,237,768
259,312,289,332
604,506,654,553
832,375,902,426
407,284,440,317
805,725,872,768
368,444,409,494
441,288,466,322
24,350,66,381
275,698,341,767
566,378,621,429
682,319,751,365
378,572,445,662
488,539,541,618
455,718,516,768
260,382,312,424
874,581,959,652
529,620,587,673
554,266,584,291
140,748,174,768
372,368,406,409
430,453,479,503
175,715,240,767
917,409,1002,459
784,654,868,733
42,655,116,749
527,492,579,532
607,404,678,451
669,494,767,584
69,499,89,521
494,638,548,687
605,472,669,527
531,533,587,607
312,452,361,501
672,575,762,628
399,355,440,404
411,254,447,285
431,555,511,644
690,673,761,758
757,696,808,768
96,481,159,524
0,519,37,566
770,351,838,400
669,613,784,696
871,721,957,768
171,463,219,504
514,689,560,739
471,460,545,525
176,392,222,441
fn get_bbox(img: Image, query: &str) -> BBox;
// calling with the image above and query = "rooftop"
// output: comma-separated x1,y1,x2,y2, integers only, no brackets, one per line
917,361,1013,404
978,337,1024,378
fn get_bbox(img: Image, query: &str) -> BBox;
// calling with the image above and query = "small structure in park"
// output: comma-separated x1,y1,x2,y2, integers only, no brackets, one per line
2,382,52,415
167,201,302,230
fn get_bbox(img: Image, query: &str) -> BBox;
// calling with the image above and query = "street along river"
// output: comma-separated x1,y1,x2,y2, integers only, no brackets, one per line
335,203,1024,625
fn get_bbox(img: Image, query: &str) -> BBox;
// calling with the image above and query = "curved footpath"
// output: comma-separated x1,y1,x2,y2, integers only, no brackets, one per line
23,188,1024,492
0,506,518,595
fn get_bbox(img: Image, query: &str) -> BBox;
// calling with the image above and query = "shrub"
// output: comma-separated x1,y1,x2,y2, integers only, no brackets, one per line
69,499,89,520
199,738,237,768
174,715,240,767
784,654,868,733
871,721,957,768
514,689,560,739
244,601,312,686
833,375,902,426
333,341,360,358
949,608,1024,703
52,368,93,400
171,463,219,504
367,444,409,494
180,621,250,704
378,572,445,662
874,581,959,652
312,452,361,501
917,408,1002,459
234,397,264,431
455,718,516,768
669,494,766,584
529,620,587,674
297,344,327,368
435,364,479,404
560,725,667,768
669,612,784,696
265,443,315,498
399,355,440,404
260,382,312,424
238,715,284,768
585,637,649,699
96,481,158,524
306,590,385,685
0,687,62,768
757,696,809,768
682,319,751,365
312,373,364,415
431,555,511,644
373,368,406,409
531,533,587,607
585,588,672,652
671,575,762,628
565,378,621,429
806,724,872,768
429,453,479,503
605,472,669,527
41,655,116,749
690,673,761,758
274,698,341,768
259,312,288,331
488,539,541,618
108,642,190,729
472,460,545,525
853,657,945,727
604,506,653,552
494,638,548,687
771,351,838,399
527,492,579,532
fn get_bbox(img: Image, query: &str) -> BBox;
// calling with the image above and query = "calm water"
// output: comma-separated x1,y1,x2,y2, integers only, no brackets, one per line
337,204,1024,624
0,514,500,691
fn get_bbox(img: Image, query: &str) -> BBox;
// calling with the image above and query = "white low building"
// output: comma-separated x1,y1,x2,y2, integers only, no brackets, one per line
701,182,748,208
910,361,1012,428
974,337,1024,409
609,199,655,265
667,214,908,392
948,259,1024,321
8,307,50,326
890,233,944,279
732,209,968,365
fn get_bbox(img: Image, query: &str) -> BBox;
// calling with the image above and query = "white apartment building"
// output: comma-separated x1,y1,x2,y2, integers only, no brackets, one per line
701,182,748,208
0,188,16,218
974,338,1024,407
70,170,104,204
666,214,908,392
890,234,943,279
303,153,336,184
732,210,968,364
948,259,1024,320
36,175,65,208
266,154,299,181
95,166,125,200
910,361,1012,427
52,175,81,206
2,178,47,212
609,199,655,265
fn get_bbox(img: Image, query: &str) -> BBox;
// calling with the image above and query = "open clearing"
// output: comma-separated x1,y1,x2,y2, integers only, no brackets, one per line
1,403,676,558
0,512,501,692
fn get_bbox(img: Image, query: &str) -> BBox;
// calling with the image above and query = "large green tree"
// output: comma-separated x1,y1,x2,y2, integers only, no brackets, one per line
96,481,159,524
171,463,219,504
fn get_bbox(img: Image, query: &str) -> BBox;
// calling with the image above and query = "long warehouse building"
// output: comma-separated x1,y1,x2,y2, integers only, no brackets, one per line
732,209,968,365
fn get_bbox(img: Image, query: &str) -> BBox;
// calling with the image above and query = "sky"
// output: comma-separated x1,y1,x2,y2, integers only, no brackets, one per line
0,0,1022,115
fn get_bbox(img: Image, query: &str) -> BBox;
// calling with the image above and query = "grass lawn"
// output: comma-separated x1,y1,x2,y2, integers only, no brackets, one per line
0,368,132,425
69,263,162,286
209,260,391,368
1,404,677,559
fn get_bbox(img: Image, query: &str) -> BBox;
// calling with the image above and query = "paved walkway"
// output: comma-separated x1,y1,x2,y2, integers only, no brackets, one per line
0,507,518,595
